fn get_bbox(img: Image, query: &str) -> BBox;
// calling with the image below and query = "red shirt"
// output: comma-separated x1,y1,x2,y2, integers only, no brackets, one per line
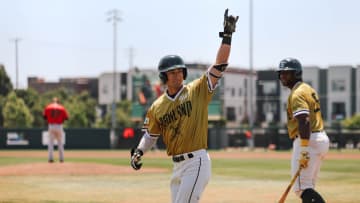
43,103,69,124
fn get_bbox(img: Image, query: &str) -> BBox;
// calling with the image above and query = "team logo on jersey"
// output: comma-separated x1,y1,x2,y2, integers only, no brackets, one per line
179,92,189,102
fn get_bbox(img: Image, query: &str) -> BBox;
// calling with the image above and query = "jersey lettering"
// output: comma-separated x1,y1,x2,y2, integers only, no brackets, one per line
177,101,192,117
159,110,177,127
159,100,192,127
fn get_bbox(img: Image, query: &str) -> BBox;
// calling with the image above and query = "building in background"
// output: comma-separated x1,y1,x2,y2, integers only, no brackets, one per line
256,70,280,125
327,65,357,121
28,77,98,99
223,68,257,127
357,65,360,114
28,64,359,127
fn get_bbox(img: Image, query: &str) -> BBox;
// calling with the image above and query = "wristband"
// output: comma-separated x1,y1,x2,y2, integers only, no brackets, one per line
213,63,228,72
222,37,232,45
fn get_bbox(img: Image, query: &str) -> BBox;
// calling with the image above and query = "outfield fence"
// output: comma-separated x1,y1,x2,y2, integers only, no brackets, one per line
0,127,359,150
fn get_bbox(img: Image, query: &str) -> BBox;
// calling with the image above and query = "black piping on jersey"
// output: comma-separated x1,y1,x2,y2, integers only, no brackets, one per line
188,157,202,203
206,72,216,92
207,79,212,92
165,85,185,101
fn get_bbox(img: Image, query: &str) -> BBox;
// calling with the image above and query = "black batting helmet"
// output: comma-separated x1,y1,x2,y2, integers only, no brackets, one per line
158,55,187,83
277,57,302,79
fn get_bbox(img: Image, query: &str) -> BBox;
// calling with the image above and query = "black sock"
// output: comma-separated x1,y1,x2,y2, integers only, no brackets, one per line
301,188,326,203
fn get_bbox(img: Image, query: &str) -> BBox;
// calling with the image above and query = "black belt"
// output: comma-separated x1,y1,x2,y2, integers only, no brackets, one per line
172,153,194,162
293,130,324,139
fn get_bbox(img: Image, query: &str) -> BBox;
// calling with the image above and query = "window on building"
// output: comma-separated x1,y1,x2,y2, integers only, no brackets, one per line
238,88,242,96
231,88,235,97
102,85,108,94
263,102,277,112
332,102,346,120
332,80,345,91
261,81,277,95
226,107,236,121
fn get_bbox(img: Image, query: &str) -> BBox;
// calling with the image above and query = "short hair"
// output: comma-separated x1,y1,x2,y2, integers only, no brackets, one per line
52,97,59,103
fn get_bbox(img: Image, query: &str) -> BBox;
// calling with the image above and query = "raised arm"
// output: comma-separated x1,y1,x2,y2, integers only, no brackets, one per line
209,9,239,86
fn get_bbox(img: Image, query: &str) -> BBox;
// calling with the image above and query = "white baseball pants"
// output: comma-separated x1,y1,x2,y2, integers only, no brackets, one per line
291,131,329,196
48,124,65,162
170,149,211,203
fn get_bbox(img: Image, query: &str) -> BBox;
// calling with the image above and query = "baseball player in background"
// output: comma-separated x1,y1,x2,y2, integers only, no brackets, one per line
43,97,69,163
130,9,238,203
277,58,330,203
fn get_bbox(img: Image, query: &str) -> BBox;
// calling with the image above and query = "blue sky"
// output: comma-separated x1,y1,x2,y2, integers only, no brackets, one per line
1,0,360,88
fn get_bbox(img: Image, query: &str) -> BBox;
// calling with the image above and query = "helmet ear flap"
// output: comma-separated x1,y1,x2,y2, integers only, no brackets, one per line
183,68,187,80
295,71,302,79
159,72,167,84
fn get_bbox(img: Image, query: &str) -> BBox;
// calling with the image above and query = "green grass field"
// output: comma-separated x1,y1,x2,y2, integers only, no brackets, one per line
0,149,359,203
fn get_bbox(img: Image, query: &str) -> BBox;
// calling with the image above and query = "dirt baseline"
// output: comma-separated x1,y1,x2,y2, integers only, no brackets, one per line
0,150,358,176
0,162,167,176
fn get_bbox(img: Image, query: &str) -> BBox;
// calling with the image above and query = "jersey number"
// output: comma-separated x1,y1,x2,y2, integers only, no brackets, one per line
50,109,61,118
311,92,321,113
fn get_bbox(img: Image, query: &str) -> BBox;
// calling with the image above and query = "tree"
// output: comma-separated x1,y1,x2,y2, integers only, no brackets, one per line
3,91,33,128
0,64,13,96
0,64,14,126
15,88,45,127
76,91,97,127
0,96,6,126
64,91,97,128
342,114,360,129
116,100,133,127
95,100,133,128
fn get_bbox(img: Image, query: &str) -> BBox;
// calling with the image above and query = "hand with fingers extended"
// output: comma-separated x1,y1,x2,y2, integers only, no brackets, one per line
299,151,310,169
130,148,143,170
219,8,239,39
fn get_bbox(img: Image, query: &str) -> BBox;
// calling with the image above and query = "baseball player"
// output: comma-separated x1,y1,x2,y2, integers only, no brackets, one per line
277,58,330,203
43,97,69,163
130,9,238,203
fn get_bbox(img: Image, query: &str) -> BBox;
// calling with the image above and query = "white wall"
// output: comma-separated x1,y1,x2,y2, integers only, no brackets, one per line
327,66,353,121
357,66,360,114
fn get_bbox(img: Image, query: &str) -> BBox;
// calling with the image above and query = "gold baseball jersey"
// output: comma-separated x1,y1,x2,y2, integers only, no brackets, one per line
143,74,214,156
287,82,324,139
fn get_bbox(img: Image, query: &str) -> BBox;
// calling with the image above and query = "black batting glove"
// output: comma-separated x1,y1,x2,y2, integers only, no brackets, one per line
219,8,239,45
130,148,143,170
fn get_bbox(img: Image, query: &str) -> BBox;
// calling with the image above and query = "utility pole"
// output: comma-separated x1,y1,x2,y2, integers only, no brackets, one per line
107,9,121,131
248,0,254,149
10,38,21,89
128,46,135,70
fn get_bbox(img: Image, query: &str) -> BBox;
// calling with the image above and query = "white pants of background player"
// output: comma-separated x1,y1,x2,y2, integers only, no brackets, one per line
48,124,65,162
292,131,329,196
170,149,211,203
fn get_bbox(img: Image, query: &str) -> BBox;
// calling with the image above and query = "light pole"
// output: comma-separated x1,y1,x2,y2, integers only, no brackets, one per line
107,9,121,131
10,38,21,89
248,0,254,149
